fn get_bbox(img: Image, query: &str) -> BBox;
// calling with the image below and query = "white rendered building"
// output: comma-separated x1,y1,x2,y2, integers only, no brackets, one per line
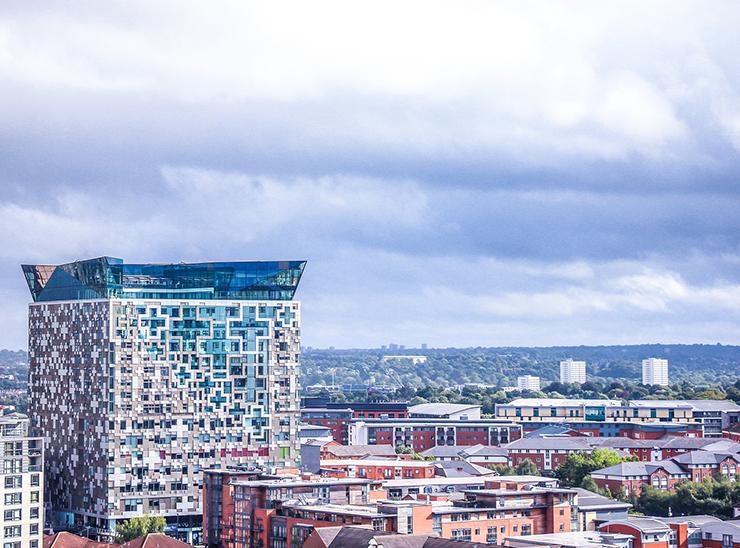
0,413,44,548
559,359,586,384
642,358,669,386
517,375,541,391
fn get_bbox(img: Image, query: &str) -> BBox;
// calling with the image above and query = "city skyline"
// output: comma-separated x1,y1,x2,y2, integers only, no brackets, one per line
3,3,740,349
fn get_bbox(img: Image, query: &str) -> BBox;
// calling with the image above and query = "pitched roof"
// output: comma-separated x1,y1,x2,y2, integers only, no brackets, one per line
422,537,491,548
408,403,479,417
420,446,464,458
524,425,588,438
314,527,343,547
327,527,393,548
459,445,508,457
45,532,117,548
591,460,688,477
657,436,718,450
590,438,655,449
44,533,190,548
504,437,594,450
434,461,497,478
121,533,193,548
322,444,397,457
671,450,737,465
571,488,632,511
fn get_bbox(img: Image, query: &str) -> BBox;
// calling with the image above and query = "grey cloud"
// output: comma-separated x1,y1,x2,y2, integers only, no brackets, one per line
2,2,740,347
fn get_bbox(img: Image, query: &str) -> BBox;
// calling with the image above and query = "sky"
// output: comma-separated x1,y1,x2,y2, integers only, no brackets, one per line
2,1,740,349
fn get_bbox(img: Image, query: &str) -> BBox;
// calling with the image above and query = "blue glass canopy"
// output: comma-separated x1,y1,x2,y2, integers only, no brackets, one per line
22,257,306,302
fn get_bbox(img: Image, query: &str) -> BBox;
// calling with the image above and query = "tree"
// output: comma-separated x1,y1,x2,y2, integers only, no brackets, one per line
632,477,740,519
115,516,166,543
579,475,601,493
554,448,631,487
515,459,540,476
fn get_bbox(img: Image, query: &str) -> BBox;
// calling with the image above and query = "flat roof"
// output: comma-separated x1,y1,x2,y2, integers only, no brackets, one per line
232,477,376,488
506,531,633,547
321,459,433,467
502,398,622,407
283,502,392,518
382,477,488,488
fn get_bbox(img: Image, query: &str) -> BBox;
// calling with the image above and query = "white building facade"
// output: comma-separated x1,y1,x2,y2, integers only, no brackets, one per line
559,359,586,384
0,414,44,548
516,375,541,391
642,358,669,386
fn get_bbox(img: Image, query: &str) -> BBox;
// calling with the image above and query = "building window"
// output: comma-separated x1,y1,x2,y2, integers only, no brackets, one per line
30,492,39,504
3,477,20,489
3,509,21,521
3,494,20,506
3,527,20,539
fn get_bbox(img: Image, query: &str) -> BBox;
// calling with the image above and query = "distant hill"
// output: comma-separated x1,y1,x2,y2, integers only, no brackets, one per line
301,344,740,389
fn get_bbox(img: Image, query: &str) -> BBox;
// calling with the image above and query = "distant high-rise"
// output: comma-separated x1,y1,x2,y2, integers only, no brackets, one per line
642,358,669,386
23,257,305,542
559,359,586,384
0,414,44,548
516,375,541,391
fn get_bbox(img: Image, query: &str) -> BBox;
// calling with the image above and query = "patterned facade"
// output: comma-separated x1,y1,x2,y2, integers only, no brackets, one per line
25,258,305,543
0,414,44,548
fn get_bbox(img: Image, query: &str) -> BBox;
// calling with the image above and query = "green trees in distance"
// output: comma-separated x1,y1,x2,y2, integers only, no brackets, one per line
395,446,435,460
553,448,634,488
302,344,740,393
633,478,740,519
115,515,166,543
313,379,740,418
490,458,542,476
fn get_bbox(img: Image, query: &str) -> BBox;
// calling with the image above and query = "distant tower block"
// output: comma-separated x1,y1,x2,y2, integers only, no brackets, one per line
642,357,669,386
560,359,586,384
516,375,541,391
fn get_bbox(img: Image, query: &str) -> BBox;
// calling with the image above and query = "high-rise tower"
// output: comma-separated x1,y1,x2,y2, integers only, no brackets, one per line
559,359,586,384
642,357,669,386
23,257,305,543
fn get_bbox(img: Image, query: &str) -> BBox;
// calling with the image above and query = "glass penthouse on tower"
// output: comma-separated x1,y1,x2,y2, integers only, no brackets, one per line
23,257,306,543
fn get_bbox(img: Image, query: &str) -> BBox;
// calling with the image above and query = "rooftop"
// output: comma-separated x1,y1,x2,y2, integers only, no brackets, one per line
504,437,595,450
601,518,671,534
284,502,392,517
591,460,689,477
408,403,480,416
322,444,397,458
232,476,376,488
570,488,632,511
506,531,633,547
503,398,622,407
23,256,306,302
434,461,497,478
321,459,433,467
382,476,488,488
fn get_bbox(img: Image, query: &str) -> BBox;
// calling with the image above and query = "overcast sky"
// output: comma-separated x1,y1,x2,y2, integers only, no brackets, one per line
2,1,740,349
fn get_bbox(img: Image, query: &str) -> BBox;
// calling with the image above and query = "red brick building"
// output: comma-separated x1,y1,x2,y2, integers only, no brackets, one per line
320,458,437,480
505,437,596,472
599,518,672,548
591,461,691,496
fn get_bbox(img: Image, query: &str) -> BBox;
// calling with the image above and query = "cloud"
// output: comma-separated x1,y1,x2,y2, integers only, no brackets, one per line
2,2,740,347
